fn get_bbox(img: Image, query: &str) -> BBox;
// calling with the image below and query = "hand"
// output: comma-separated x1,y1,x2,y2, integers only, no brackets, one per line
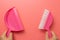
0,31,12,40
46,31,58,40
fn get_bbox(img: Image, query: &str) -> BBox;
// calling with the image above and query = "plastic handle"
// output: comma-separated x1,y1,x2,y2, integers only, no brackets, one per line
47,29,52,38
6,29,11,37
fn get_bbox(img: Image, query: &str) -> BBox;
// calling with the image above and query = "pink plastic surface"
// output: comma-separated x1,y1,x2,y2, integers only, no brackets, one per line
4,7,24,37
44,12,53,37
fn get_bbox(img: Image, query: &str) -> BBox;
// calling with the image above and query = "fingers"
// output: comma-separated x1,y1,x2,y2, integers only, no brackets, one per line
46,31,57,40
0,31,13,40
51,32,57,40
46,32,49,40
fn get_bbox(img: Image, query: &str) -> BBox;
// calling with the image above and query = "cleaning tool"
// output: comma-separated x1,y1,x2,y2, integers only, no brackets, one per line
38,9,57,40
4,7,24,37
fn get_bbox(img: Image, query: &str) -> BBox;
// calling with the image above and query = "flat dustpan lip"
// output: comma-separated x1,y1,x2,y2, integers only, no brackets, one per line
38,9,50,29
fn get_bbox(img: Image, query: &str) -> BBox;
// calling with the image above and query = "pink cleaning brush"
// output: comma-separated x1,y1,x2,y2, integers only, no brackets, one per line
39,9,53,37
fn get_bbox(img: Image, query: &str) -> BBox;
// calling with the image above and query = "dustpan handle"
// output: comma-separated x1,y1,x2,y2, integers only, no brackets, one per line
6,29,11,37
47,29,52,38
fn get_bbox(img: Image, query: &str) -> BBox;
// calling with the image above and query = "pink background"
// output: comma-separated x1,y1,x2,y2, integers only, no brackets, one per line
0,0,60,40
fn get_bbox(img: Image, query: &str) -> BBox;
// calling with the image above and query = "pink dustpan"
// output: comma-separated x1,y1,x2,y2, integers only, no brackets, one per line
44,10,53,37
39,9,53,37
4,7,24,37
